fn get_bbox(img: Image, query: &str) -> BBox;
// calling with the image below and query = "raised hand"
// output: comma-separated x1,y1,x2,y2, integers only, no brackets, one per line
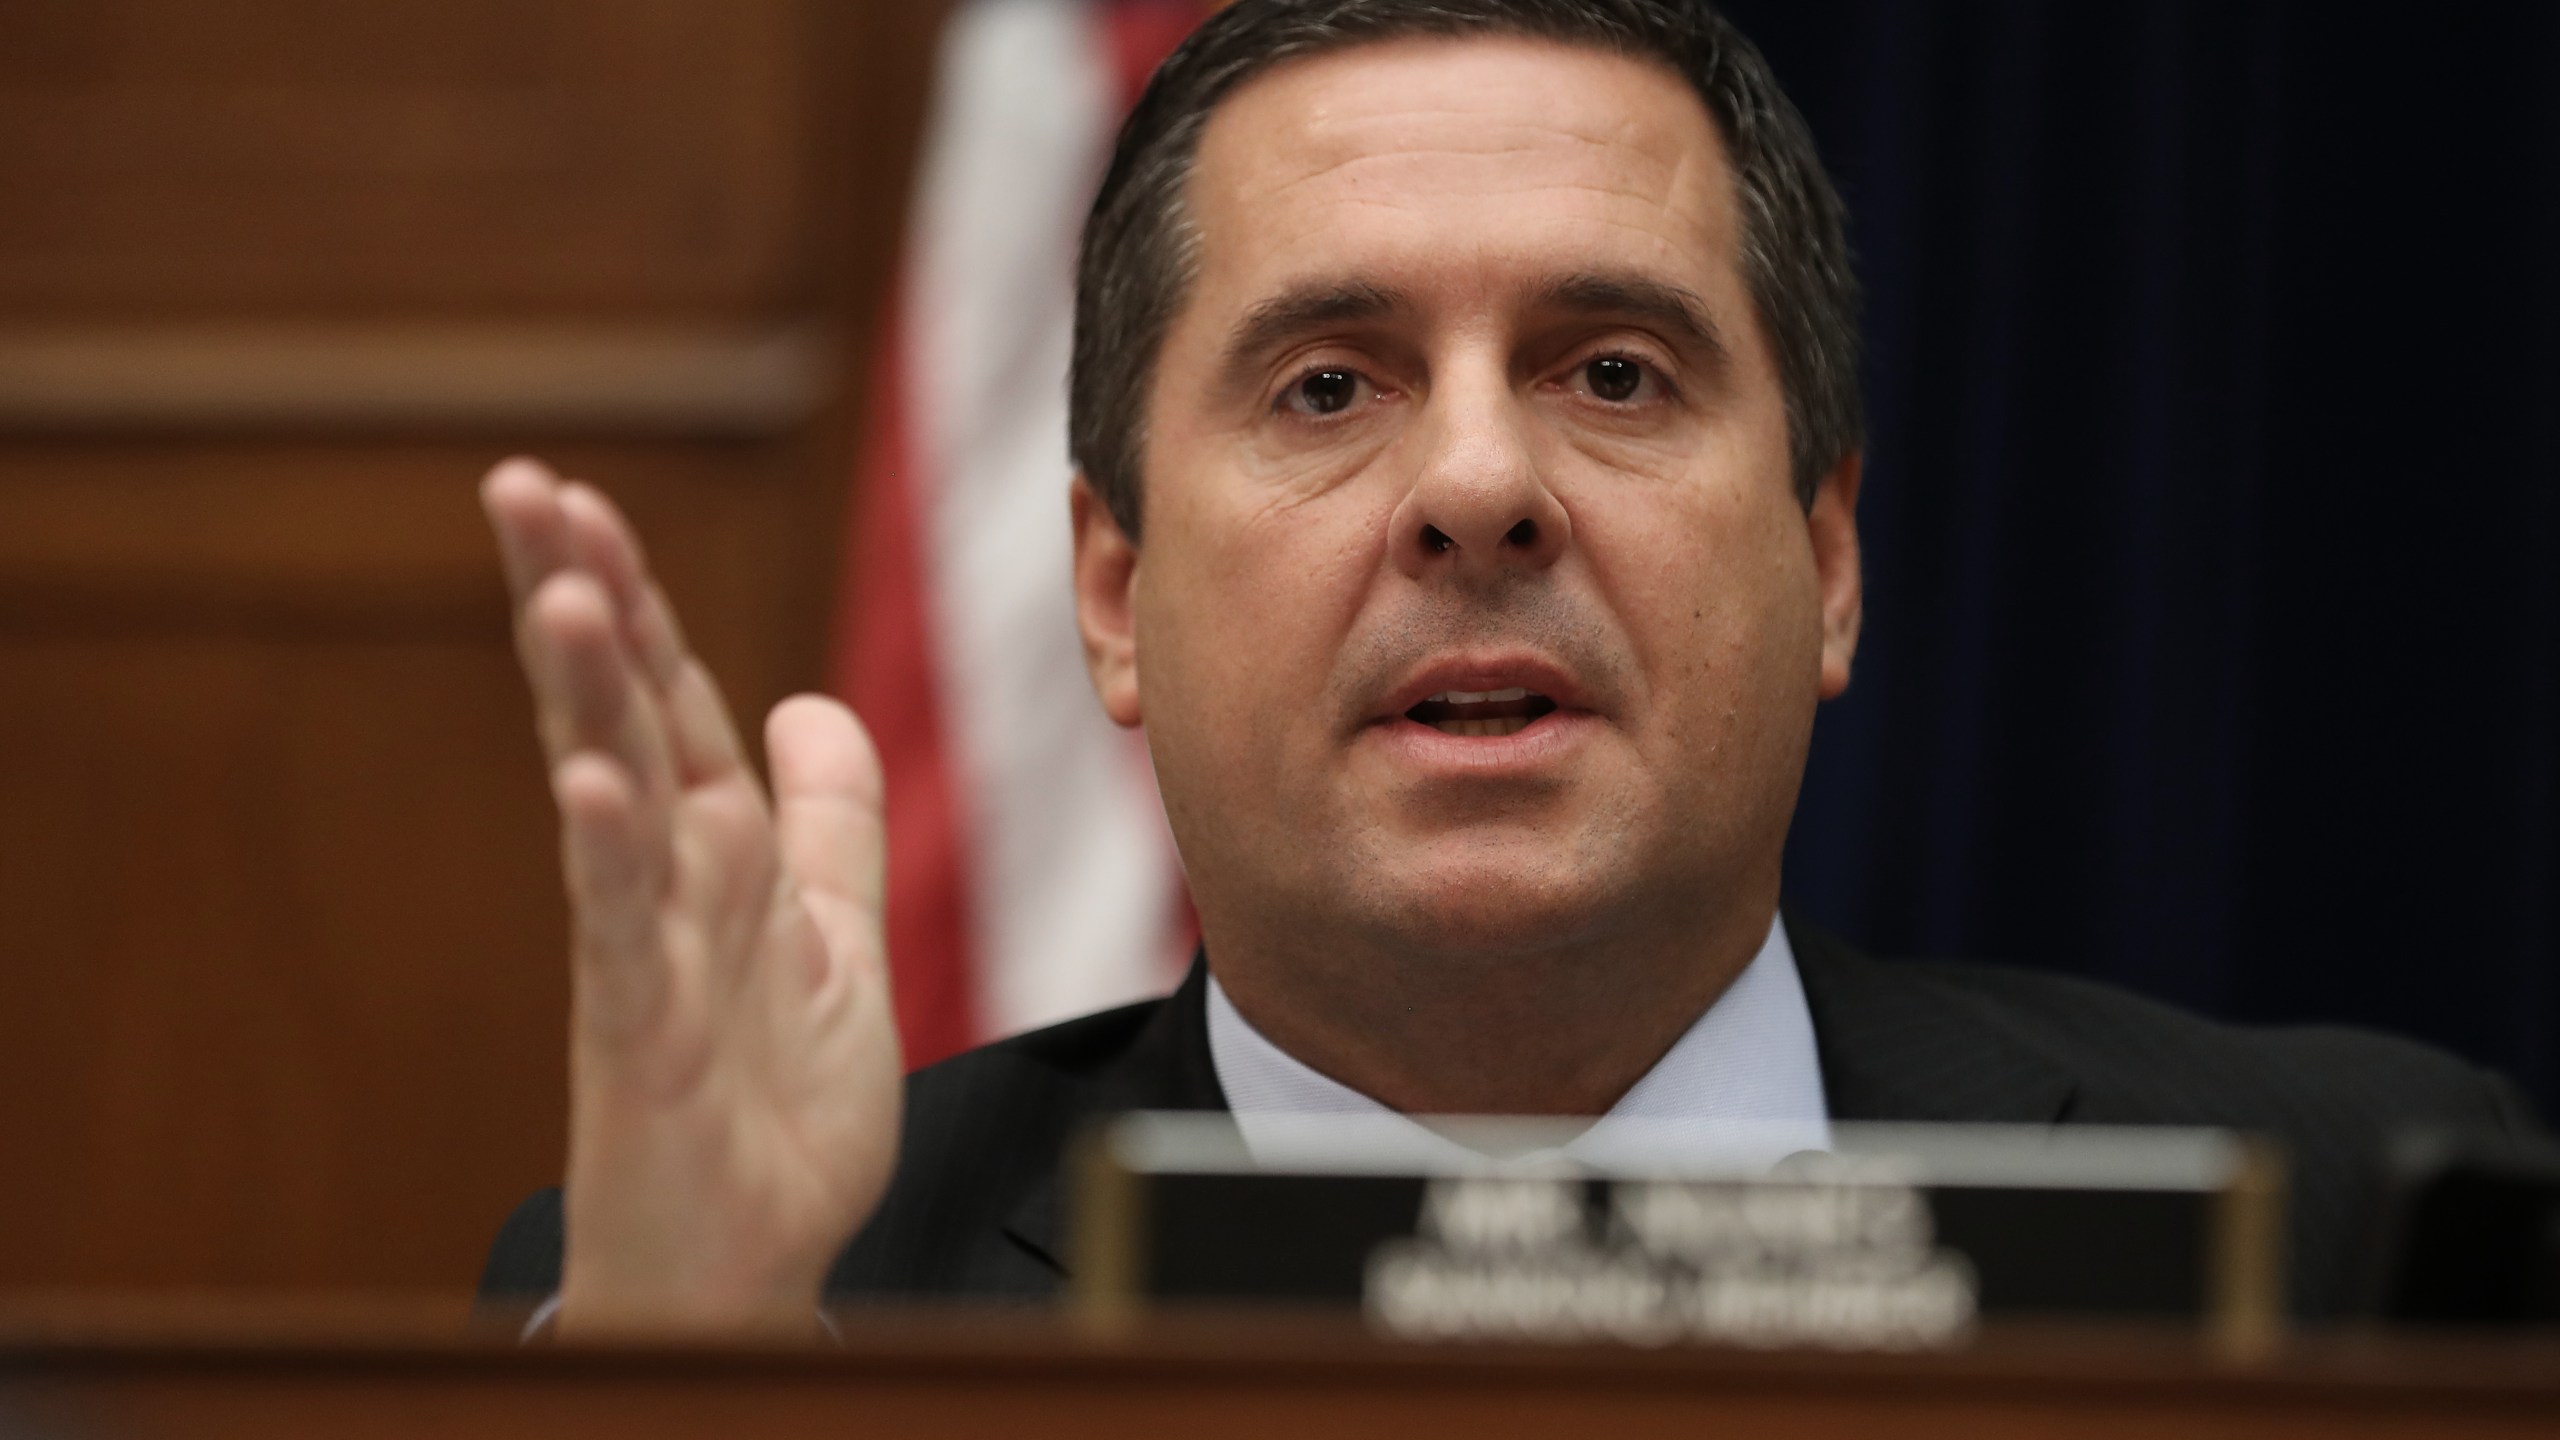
481,457,902,1335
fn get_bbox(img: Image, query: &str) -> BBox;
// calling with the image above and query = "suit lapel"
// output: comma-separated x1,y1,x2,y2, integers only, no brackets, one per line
999,956,1226,1277
1785,912,2079,1125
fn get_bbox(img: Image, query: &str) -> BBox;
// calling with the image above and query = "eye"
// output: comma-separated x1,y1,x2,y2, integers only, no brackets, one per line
1575,355,1654,405
1280,367,1371,418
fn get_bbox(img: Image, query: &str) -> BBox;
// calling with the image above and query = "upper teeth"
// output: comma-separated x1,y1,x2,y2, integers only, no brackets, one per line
1428,687,1530,704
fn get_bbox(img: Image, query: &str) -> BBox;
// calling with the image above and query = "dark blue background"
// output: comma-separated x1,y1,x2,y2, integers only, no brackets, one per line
1728,1,2559,1113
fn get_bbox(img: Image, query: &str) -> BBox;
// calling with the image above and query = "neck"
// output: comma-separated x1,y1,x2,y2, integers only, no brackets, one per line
1202,888,1778,1116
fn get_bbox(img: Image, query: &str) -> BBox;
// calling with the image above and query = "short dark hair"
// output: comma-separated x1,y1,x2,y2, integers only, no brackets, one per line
1069,0,1863,539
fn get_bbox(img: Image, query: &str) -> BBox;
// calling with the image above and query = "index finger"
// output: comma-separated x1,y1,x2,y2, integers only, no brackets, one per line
481,456,577,602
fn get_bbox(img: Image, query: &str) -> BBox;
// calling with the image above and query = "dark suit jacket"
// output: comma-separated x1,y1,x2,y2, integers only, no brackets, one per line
480,921,2537,1319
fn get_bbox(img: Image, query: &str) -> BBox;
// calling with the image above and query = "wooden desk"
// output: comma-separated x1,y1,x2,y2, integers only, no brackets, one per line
2,1298,2556,1439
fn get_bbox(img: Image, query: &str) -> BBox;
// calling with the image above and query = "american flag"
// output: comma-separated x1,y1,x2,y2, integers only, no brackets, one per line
832,0,1211,1067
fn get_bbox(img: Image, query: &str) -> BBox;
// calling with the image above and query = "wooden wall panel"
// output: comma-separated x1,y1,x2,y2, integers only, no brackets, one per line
0,0,820,318
0,0,948,1293
0,628,567,1289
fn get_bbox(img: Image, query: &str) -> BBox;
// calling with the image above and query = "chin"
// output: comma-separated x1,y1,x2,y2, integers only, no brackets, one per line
1351,840,1633,959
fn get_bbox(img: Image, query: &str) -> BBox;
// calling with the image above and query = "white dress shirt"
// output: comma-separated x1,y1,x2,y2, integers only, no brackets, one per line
1207,913,1833,1168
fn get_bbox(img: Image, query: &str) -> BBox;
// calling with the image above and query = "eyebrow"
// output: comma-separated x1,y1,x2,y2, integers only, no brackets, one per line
1217,278,1408,391
1532,272,1730,367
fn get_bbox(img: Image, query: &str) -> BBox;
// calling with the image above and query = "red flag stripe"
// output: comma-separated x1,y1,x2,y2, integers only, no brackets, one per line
835,305,979,1068
1105,0,1209,112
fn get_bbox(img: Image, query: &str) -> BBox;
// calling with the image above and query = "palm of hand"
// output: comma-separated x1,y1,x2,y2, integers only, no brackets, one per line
485,458,904,1333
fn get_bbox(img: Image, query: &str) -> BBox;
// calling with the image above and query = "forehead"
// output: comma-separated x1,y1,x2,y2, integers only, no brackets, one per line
1185,34,1740,313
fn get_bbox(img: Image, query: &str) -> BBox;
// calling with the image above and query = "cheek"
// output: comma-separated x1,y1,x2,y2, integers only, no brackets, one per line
1139,483,1381,747
1578,473,1822,750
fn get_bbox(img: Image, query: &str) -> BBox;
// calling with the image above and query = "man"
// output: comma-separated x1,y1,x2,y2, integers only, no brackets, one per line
478,0,2532,1331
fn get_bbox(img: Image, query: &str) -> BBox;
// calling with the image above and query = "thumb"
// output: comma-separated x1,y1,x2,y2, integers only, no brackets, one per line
766,694,887,972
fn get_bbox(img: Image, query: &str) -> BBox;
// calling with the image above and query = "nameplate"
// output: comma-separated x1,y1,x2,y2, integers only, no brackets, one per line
1072,1116,2284,1352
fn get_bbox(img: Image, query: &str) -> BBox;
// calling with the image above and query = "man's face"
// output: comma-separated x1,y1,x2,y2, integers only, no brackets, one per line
1076,36,1861,968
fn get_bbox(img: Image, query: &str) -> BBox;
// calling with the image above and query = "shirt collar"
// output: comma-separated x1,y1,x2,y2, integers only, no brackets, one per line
1205,913,1831,1168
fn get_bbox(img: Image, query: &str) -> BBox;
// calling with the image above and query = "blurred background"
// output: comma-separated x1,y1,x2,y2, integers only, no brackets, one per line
0,0,2550,1305
0,0,950,1299
1752,0,2559,1122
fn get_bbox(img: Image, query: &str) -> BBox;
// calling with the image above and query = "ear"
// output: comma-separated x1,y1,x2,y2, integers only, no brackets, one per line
1070,474,1144,728
1808,451,1864,701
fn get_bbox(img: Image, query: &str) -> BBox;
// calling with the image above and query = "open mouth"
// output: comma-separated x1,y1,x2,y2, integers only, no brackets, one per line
1403,686,1559,737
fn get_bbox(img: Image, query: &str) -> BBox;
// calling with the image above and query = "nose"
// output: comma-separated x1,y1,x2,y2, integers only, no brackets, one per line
1388,379,1571,581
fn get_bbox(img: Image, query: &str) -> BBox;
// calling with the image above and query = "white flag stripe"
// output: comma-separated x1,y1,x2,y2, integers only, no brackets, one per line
906,0,1185,1038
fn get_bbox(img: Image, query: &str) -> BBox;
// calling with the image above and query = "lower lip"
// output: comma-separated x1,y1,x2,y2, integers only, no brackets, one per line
1361,709,1599,775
